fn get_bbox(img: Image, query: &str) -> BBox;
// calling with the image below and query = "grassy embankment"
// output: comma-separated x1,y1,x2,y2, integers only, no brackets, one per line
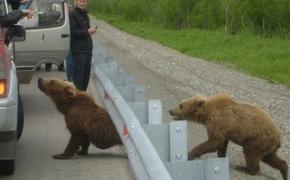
91,13,290,87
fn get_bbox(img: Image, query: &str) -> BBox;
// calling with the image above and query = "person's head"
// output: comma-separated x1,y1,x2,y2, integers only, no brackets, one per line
76,0,87,10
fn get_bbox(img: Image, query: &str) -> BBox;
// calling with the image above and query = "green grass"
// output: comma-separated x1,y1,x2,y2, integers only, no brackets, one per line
92,13,290,87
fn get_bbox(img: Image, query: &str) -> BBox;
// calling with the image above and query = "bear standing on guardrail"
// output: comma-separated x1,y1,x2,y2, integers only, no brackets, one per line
37,78,122,159
169,93,288,180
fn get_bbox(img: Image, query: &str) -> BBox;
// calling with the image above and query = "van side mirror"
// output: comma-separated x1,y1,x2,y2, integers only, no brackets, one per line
8,25,26,42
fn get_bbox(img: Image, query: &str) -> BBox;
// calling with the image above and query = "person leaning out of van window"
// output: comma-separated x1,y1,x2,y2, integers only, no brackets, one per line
0,8,33,27
0,8,33,46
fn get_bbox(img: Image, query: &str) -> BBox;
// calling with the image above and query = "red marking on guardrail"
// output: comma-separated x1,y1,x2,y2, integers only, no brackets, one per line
104,90,110,99
123,125,129,138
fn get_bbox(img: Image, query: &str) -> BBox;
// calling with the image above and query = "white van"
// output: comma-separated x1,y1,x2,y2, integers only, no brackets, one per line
11,0,70,83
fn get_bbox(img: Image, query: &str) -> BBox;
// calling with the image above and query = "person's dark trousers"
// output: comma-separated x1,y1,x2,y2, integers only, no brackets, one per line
45,63,52,72
72,52,92,91
58,62,65,71
65,50,73,81
45,62,64,72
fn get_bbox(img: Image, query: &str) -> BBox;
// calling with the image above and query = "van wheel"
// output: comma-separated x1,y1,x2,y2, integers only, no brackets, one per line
17,95,24,140
0,160,15,175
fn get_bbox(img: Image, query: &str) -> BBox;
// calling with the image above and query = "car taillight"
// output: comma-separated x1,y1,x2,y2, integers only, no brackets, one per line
0,58,8,97
0,79,6,96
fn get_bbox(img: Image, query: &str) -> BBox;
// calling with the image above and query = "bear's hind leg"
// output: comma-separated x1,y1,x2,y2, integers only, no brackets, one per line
243,147,262,175
77,135,90,155
262,152,288,180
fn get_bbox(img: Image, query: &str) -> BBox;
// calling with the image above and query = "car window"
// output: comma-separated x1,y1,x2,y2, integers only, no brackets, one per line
19,0,65,29
0,0,5,16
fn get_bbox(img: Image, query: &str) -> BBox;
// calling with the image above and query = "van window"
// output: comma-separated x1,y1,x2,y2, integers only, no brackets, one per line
18,0,65,29
37,0,65,28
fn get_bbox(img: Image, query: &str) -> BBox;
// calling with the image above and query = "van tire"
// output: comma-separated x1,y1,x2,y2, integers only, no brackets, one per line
0,160,15,175
17,95,24,140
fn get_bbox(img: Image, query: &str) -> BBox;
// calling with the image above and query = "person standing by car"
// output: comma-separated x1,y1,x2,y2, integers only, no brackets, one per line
69,0,96,91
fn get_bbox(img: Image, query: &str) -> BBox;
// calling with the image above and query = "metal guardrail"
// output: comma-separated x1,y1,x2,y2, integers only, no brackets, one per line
91,41,229,180
92,62,172,180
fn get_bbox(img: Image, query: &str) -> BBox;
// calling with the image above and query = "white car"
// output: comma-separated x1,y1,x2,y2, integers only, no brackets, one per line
0,25,25,175
0,0,70,175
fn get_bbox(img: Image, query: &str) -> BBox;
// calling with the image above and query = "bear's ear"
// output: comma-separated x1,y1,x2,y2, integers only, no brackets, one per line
65,87,76,97
196,99,206,108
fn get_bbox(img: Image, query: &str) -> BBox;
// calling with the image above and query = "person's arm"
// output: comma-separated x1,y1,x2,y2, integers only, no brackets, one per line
0,10,24,27
0,9,33,27
20,0,29,4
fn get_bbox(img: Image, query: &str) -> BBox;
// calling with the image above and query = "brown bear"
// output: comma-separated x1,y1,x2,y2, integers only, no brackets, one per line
169,93,288,180
37,77,122,159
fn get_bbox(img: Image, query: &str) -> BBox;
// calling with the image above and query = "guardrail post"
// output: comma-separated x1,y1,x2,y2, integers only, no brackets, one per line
148,100,162,124
169,121,187,162
134,86,145,102
125,76,134,86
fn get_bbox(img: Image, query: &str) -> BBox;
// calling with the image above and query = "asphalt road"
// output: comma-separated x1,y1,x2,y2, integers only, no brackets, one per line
2,69,134,180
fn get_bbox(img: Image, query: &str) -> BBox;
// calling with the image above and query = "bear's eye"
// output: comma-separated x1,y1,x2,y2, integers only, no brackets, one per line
192,108,196,114
49,81,55,86
179,104,183,109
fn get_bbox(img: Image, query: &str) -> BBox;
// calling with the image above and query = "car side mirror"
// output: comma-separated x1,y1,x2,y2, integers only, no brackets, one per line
8,25,26,42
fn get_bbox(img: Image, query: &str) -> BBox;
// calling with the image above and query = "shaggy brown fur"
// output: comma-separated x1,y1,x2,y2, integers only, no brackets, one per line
169,93,288,180
38,77,122,159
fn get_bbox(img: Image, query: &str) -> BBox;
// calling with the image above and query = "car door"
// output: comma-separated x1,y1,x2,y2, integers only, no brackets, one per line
12,0,70,83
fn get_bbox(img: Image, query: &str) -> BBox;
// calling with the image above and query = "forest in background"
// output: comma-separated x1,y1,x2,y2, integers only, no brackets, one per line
87,0,290,86
89,0,290,38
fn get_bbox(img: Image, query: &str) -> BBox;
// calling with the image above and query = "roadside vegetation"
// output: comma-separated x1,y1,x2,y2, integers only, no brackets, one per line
88,0,290,87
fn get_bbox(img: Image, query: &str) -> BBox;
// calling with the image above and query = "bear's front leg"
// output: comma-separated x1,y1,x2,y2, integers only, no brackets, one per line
53,134,82,160
52,154,73,159
217,140,229,157
188,139,222,160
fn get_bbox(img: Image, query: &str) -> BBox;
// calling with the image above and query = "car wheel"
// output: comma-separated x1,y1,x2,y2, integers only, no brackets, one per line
0,160,15,175
17,95,24,140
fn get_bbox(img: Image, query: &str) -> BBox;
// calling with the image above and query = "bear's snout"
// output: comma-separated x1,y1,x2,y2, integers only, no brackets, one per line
169,109,174,116
169,109,182,120
38,77,43,84
37,78,45,91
